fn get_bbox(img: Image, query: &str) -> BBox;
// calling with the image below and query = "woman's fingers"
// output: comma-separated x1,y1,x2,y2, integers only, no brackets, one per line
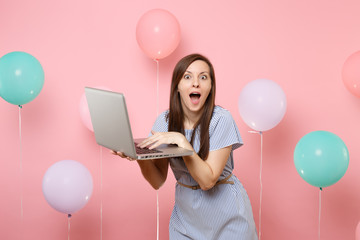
138,134,159,148
138,132,182,149
147,139,163,149
139,133,166,148
110,150,137,161
110,150,127,158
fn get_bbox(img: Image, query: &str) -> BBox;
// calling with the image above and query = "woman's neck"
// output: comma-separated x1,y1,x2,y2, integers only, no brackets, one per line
183,109,203,130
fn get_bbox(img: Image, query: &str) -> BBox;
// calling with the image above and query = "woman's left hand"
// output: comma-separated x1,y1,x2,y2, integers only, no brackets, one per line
137,131,192,150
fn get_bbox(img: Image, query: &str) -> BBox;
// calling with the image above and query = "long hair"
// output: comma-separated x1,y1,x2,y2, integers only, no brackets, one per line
167,53,216,160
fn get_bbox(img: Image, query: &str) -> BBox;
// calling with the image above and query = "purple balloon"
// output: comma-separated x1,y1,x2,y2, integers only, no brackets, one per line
42,160,93,214
238,79,287,131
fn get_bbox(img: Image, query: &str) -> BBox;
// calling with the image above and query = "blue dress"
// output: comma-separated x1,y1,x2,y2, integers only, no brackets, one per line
151,106,258,240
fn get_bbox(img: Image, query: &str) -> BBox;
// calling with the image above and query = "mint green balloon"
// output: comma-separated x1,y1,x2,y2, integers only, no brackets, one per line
294,131,349,188
0,51,44,105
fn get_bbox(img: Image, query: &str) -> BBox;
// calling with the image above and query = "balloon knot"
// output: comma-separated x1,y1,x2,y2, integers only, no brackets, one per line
68,214,72,218
18,105,23,109
320,187,323,191
248,131,262,135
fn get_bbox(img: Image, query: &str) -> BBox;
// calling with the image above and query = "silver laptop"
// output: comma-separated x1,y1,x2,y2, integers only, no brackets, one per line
85,87,193,160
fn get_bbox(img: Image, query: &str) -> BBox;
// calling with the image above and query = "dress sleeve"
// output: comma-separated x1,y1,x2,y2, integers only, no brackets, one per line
209,109,243,151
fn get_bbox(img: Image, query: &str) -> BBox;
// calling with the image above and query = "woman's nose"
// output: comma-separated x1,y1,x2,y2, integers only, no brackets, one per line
193,78,199,87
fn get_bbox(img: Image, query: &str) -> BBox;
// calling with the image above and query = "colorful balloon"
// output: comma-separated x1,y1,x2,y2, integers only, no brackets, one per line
136,9,181,60
238,79,287,131
0,51,44,105
342,50,360,98
294,131,349,188
42,160,93,214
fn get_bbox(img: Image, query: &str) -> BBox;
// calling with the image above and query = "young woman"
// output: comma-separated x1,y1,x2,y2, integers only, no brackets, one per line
113,53,257,240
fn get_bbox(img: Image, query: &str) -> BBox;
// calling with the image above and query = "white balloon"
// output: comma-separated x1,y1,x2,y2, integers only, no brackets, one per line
42,160,93,214
238,79,287,131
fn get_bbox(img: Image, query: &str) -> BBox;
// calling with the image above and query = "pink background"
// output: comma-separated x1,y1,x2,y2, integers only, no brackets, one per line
1,0,360,239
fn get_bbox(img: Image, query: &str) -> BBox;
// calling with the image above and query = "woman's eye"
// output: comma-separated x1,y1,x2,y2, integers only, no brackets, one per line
200,75,207,80
184,74,191,79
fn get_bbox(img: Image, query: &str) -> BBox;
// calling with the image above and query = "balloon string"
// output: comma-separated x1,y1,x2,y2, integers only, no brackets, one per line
319,187,322,240
157,191,159,240
154,59,160,240
68,214,72,240
19,105,23,236
259,131,263,240
249,130,263,240
154,59,159,117
100,146,103,240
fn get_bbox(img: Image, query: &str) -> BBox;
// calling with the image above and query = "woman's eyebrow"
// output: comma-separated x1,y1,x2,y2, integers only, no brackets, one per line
185,71,209,74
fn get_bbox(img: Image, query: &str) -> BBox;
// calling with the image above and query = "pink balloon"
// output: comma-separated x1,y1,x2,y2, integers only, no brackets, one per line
79,86,111,132
42,160,93,214
238,79,287,132
136,9,181,60
342,50,360,97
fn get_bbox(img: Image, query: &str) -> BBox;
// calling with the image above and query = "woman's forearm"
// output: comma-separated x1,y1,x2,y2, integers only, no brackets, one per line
183,146,232,190
137,158,169,190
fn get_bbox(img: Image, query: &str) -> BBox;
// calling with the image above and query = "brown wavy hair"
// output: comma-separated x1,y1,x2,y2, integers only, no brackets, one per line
167,53,216,160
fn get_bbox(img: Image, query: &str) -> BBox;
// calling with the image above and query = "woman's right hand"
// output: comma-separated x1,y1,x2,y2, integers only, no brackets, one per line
110,150,136,161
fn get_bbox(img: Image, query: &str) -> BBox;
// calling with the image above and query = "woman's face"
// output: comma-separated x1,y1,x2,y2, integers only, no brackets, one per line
177,60,212,116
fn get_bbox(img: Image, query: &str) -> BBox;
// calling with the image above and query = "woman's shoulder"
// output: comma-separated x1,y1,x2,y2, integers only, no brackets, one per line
210,106,235,130
160,109,169,117
157,110,169,123
210,106,243,149
212,105,233,119
152,110,169,131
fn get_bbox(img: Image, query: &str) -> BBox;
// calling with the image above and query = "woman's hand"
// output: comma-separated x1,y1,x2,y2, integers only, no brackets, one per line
137,131,192,151
110,150,137,161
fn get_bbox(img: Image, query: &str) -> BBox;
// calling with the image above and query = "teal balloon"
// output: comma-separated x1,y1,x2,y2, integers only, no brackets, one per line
0,51,44,105
294,131,349,188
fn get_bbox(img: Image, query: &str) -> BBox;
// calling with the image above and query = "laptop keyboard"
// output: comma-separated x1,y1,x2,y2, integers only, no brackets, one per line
135,144,162,154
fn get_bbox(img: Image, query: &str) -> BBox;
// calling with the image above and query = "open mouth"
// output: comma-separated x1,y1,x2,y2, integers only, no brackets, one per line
189,92,201,104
